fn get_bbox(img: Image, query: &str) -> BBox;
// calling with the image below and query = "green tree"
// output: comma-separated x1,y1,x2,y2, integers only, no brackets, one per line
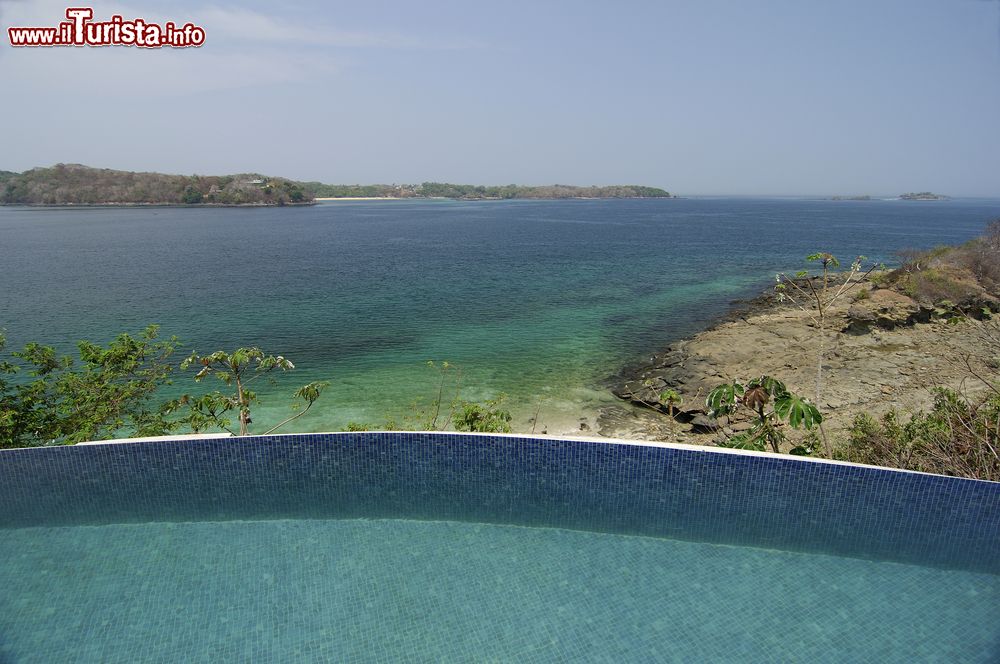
181,185,203,204
0,326,179,448
180,347,327,436
659,388,683,417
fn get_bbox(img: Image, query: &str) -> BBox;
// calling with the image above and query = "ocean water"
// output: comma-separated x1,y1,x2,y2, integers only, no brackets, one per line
2,197,998,433
1,518,996,663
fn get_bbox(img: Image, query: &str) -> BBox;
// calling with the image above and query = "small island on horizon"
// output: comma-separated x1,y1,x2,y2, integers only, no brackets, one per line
899,191,949,201
0,164,674,207
827,192,951,201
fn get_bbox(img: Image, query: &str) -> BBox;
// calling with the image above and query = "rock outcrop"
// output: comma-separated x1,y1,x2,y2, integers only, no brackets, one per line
603,281,998,448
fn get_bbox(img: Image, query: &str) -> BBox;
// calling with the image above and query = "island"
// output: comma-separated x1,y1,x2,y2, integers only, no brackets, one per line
0,164,675,206
0,164,311,207
302,182,674,200
829,195,872,201
899,192,949,201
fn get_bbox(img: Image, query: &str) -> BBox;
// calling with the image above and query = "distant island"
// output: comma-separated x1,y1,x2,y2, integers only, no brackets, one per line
827,192,951,202
899,192,949,201
0,165,310,207
303,182,674,200
0,164,674,206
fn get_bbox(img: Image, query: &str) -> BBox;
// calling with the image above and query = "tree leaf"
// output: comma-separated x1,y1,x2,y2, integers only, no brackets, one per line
706,381,744,417
773,393,822,429
717,430,766,451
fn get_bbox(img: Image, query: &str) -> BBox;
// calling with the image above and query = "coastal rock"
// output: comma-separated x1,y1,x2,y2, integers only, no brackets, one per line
846,305,877,334
605,277,998,448
960,293,1000,317
869,288,916,308
845,290,921,332
689,413,722,433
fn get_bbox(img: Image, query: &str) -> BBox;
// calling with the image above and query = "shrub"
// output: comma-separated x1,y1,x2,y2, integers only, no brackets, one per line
658,388,683,416
967,219,1000,289
889,221,1000,306
837,388,999,481
453,394,512,433
706,375,822,454
1,326,179,448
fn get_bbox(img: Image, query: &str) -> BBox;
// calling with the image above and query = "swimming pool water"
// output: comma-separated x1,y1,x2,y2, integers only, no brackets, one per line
2,518,997,663
2,433,998,661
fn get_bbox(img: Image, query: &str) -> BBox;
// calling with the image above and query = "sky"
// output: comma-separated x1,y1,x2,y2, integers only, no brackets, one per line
1,0,999,195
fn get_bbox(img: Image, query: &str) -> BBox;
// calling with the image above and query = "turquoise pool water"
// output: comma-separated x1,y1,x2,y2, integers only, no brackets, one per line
1,518,997,663
3,434,998,662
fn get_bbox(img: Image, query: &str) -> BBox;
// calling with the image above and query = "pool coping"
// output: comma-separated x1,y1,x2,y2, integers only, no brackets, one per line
7,429,995,486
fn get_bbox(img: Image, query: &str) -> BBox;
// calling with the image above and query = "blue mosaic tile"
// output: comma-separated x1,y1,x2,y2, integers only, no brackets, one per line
0,433,998,572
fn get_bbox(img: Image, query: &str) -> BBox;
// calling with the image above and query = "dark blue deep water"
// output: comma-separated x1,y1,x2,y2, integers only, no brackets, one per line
2,197,997,431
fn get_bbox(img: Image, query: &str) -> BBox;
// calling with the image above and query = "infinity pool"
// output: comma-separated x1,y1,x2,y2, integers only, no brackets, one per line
0,520,1000,663
1,518,998,662
1,433,998,662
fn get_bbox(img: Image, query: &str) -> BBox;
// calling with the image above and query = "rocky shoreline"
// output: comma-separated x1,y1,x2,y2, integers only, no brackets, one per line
598,276,999,450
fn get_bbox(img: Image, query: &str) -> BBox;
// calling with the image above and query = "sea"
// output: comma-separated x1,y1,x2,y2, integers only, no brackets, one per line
2,197,997,434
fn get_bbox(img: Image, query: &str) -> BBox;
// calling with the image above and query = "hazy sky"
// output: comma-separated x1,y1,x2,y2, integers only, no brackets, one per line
2,0,999,195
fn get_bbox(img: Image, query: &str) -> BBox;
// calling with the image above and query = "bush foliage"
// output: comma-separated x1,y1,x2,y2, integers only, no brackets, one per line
0,326,179,448
838,388,999,481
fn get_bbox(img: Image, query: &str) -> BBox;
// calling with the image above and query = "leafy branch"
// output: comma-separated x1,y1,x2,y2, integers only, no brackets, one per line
707,375,822,454
179,347,327,436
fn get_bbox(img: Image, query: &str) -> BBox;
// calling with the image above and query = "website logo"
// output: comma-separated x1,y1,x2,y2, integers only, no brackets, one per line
8,7,206,48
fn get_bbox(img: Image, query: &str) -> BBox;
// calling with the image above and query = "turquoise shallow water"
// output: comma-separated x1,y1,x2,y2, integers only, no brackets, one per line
1,518,997,663
2,198,999,433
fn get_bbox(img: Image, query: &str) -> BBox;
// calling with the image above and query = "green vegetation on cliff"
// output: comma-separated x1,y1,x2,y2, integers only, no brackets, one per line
299,182,406,198
299,181,673,200
1,331,514,448
0,164,309,206
412,183,672,200
0,164,672,204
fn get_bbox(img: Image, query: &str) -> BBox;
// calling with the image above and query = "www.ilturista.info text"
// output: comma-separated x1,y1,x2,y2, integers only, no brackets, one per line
7,7,205,48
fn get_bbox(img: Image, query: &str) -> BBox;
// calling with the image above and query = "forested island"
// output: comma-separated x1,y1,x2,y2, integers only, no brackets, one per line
900,192,949,201
0,164,310,206
829,193,952,201
0,164,673,206
304,182,674,200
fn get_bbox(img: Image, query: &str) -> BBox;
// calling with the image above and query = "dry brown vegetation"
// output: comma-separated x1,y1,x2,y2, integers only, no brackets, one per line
836,220,1000,479
885,220,1000,314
